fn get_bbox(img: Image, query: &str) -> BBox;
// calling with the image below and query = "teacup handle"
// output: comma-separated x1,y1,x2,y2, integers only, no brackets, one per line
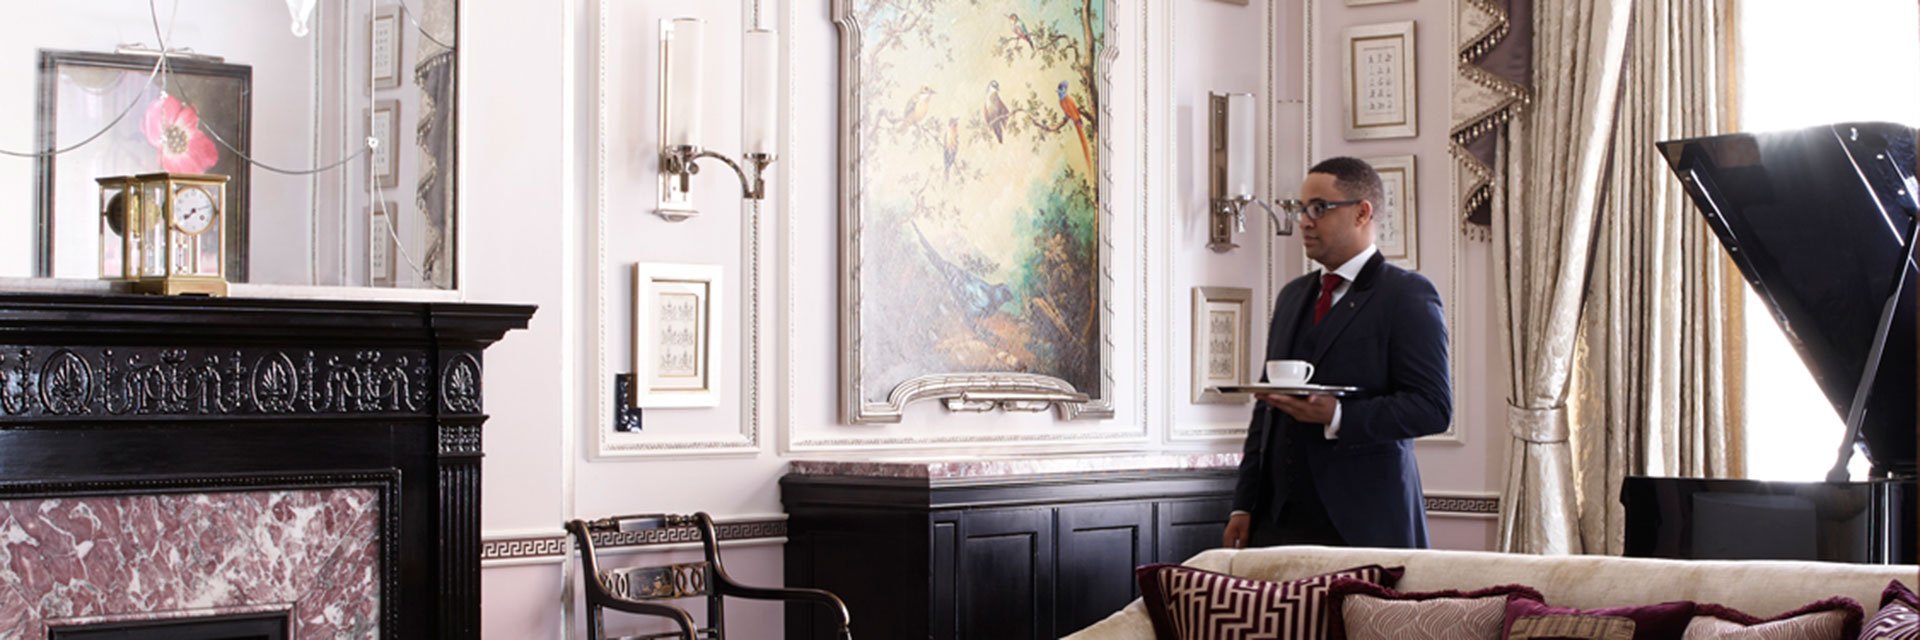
1301,363,1315,383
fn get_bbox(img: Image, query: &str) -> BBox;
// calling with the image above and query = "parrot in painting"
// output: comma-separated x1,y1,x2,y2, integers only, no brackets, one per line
911,220,1014,328
1057,80,1091,171
982,80,1011,143
943,118,960,177
898,86,935,133
1007,13,1036,53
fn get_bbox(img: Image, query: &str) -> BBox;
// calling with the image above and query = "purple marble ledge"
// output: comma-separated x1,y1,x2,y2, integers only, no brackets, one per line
788,452,1244,480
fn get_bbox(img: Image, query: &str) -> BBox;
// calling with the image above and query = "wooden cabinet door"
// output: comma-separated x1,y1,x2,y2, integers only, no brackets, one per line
1055,502,1152,636
1157,498,1233,565
955,508,1054,640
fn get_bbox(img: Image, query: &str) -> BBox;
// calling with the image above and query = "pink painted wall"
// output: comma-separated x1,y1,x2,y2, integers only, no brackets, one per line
461,0,1508,637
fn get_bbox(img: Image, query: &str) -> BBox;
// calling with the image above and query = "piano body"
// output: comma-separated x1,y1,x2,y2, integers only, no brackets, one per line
1624,122,1919,564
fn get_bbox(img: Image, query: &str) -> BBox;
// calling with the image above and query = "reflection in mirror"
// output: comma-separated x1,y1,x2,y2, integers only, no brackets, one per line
0,0,458,290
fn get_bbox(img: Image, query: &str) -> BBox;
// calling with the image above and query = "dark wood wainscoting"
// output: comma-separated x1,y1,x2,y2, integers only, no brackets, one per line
782,469,1236,640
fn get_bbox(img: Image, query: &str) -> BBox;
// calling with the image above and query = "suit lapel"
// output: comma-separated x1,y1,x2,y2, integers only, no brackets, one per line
1310,252,1387,363
1269,281,1313,365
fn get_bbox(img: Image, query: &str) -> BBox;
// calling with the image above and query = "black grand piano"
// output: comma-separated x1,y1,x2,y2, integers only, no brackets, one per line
1624,122,1919,564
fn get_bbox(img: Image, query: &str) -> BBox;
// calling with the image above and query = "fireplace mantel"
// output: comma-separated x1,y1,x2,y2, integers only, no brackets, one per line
0,292,534,639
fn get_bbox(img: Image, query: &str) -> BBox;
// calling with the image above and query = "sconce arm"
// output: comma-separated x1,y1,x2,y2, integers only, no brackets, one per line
660,146,777,200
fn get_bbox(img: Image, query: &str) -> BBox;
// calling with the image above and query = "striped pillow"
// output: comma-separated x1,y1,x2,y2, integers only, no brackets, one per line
1861,581,1920,640
1136,563,1403,640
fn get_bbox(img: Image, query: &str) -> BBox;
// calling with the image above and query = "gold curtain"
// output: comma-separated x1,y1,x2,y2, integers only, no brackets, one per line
1568,0,1744,556
1494,0,1634,555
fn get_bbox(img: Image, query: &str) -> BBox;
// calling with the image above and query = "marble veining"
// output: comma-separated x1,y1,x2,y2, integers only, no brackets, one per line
788,452,1243,479
0,489,381,639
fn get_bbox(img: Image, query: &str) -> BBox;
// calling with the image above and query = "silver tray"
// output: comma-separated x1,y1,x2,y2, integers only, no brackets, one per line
1209,383,1362,397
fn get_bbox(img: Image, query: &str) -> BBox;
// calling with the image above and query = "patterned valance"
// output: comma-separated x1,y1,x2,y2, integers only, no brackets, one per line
1450,0,1532,239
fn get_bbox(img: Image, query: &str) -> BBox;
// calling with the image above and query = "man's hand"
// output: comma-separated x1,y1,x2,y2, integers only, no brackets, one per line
1222,512,1251,549
1257,392,1337,424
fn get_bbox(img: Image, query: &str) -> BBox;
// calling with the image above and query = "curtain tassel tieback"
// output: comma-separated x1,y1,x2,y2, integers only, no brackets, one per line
1508,403,1569,444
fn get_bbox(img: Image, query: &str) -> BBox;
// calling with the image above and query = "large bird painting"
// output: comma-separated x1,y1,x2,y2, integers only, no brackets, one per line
843,0,1106,418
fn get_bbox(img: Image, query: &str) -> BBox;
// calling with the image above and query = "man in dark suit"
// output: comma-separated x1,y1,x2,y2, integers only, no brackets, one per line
1221,157,1452,550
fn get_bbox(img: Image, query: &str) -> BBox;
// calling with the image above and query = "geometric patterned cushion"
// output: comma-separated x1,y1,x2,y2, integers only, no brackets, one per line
1680,597,1863,640
1325,578,1544,640
1883,581,1920,610
1503,597,1697,640
1135,563,1403,640
1862,601,1920,640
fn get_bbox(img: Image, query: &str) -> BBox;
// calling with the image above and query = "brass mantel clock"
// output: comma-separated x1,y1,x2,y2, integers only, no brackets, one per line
98,172,230,296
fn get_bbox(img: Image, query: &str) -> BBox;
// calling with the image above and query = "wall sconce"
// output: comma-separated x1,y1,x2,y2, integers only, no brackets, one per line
656,19,780,221
1208,92,1289,252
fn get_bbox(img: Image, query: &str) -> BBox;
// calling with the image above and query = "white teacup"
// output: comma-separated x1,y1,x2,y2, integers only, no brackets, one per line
1264,360,1315,386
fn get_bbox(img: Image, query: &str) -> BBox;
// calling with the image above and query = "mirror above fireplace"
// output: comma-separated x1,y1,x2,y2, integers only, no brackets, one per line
0,0,461,292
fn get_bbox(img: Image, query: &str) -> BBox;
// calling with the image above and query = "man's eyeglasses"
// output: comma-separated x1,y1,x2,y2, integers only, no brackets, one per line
1276,199,1362,221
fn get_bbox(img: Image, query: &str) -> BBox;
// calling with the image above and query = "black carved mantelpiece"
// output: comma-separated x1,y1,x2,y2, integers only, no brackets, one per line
0,292,534,639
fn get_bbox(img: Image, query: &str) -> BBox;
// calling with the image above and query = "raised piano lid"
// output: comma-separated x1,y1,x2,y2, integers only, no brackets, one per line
1658,122,1919,476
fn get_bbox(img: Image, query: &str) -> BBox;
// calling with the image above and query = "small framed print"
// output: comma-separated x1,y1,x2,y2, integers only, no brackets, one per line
368,203,398,287
1342,21,1417,140
1191,287,1253,404
370,5,402,89
633,263,723,408
367,100,399,189
1363,155,1419,269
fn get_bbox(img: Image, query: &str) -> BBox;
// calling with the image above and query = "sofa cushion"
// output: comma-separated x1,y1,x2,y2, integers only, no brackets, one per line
1134,563,1402,640
1326,578,1543,640
1860,581,1920,640
1680,597,1862,640
1502,597,1695,640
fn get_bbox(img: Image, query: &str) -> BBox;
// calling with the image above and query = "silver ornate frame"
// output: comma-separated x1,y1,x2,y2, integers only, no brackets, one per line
831,0,1119,424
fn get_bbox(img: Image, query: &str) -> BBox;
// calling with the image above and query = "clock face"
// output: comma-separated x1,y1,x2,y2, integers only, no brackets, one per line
171,186,218,235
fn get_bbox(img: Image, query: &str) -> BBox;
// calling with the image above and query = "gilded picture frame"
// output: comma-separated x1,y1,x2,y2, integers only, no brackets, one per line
370,5,403,89
632,263,723,409
367,99,400,189
1191,287,1253,404
368,202,397,287
833,0,1117,423
1341,20,1417,140
1362,154,1418,269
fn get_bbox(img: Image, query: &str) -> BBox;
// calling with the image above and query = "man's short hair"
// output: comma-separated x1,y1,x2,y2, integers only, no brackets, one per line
1309,156,1385,210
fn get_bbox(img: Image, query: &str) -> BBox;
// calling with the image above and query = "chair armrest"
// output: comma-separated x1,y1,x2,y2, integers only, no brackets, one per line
714,582,852,634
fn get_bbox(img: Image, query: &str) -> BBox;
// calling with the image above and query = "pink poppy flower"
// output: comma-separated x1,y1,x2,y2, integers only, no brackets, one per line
141,94,219,174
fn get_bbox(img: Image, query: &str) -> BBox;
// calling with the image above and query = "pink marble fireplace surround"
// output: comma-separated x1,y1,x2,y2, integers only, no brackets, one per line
0,485,384,639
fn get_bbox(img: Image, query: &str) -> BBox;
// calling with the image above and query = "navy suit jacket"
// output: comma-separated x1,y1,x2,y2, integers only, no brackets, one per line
1231,251,1452,548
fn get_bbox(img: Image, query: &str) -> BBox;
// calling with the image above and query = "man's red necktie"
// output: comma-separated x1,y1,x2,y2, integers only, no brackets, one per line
1313,273,1344,324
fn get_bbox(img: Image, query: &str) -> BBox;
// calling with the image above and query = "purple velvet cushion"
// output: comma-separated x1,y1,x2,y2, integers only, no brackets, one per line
1862,581,1920,640
1501,597,1695,640
1682,597,1863,640
1884,580,1920,610
1324,578,1545,640
1135,563,1403,640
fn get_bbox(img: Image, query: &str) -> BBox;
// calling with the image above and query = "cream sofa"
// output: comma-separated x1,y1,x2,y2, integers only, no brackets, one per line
1065,545,1918,639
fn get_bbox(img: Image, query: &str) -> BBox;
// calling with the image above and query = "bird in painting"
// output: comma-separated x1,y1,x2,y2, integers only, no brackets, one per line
898,86,936,133
911,220,1014,328
943,117,960,177
982,80,1011,143
1057,80,1091,171
1007,13,1037,53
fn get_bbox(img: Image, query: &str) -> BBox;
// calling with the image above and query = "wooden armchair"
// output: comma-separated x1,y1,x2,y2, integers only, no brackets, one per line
565,512,852,640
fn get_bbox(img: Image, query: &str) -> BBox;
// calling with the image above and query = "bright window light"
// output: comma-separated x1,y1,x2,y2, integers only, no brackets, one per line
1737,0,1919,481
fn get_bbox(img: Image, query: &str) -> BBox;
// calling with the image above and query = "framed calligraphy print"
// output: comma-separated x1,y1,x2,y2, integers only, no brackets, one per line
632,263,722,408
1191,287,1252,404
1361,154,1418,269
1342,21,1417,140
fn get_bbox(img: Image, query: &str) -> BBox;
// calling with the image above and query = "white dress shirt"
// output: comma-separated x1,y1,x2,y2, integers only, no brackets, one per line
1315,244,1377,439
